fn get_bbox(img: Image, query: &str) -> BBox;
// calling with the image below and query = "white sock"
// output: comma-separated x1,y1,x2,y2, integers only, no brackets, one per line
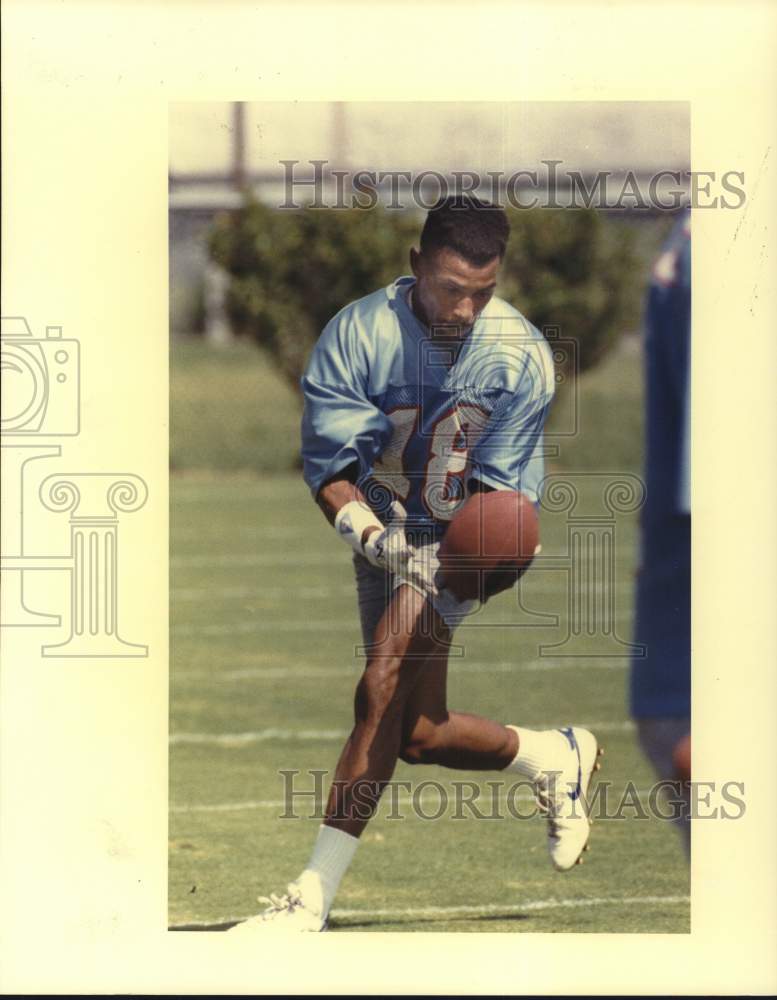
502,726,566,779
293,824,359,917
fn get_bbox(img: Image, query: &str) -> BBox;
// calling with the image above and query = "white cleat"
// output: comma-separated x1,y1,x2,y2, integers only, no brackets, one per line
228,883,327,933
534,727,602,872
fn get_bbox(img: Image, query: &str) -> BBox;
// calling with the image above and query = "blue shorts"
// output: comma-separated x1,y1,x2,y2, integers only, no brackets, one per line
352,544,478,647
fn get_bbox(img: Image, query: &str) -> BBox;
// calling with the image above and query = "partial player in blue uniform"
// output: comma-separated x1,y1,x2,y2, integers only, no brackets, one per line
231,197,602,934
630,208,691,854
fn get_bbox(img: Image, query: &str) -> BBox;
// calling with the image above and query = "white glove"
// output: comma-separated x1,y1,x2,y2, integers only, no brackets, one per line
400,541,440,597
366,503,441,595
334,499,435,593
362,500,414,575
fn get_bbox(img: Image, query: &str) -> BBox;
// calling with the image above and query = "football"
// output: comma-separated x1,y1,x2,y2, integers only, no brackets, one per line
438,489,539,602
673,733,691,783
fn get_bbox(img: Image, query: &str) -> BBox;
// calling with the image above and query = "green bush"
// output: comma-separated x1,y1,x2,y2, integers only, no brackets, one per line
209,200,645,391
210,201,418,392
499,210,643,372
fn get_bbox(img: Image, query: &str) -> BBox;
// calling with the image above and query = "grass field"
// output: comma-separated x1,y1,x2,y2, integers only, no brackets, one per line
169,339,689,934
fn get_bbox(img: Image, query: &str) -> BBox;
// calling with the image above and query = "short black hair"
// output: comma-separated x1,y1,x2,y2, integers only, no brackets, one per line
419,195,510,266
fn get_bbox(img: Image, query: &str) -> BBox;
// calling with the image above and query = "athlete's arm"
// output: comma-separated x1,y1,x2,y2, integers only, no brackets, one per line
318,471,496,538
316,463,378,545
301,310,427,588
315,464,430,586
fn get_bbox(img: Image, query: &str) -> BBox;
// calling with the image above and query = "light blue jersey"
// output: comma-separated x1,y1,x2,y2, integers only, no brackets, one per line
301,276,555,538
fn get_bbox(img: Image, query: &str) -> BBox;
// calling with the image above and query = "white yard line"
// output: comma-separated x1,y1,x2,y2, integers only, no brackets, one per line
170,727,350,745
172,660,628,681
172,620,360,635
172,554,638,571
171,784,653,814
171,583,634,601
173,527,302,541
170,720,634,746
331,895,690,919
172,799,291,812
170,894,689,929
172,585,355,601
172,555,334,569
172,616,632,636
173,483,305,502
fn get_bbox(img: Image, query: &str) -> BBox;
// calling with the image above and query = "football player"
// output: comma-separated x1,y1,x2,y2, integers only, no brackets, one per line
630,208,691,853
231,196,601,932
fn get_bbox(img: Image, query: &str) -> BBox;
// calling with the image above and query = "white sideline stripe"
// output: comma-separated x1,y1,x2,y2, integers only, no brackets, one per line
332,895,690,919
173,660,628,682
172,620,360,635
170,727,349,745
171,894,690,928
174,527,302,540
172,585,355,601
171,785,654,814
172,799,287,812
173,484,305,501
172,792,537,813
172,617,633,636
171,583,633,601
170,720,634,746
172,555,334,569
172,554,638,570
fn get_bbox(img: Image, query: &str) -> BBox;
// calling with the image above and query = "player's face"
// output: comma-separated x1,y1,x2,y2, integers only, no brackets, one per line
410,247,500,337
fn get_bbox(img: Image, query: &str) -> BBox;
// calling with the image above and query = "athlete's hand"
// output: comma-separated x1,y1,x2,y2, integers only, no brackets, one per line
400,543,440,596
363,501,416,576
335,498,436,593
364,501,437,594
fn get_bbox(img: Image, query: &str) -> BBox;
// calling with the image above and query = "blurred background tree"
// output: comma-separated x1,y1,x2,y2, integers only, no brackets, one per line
499,209,641,373
209,202,643,392
209,200,418,393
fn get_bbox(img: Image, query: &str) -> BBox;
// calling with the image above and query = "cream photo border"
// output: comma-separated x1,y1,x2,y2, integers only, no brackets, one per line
2,0,776,994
